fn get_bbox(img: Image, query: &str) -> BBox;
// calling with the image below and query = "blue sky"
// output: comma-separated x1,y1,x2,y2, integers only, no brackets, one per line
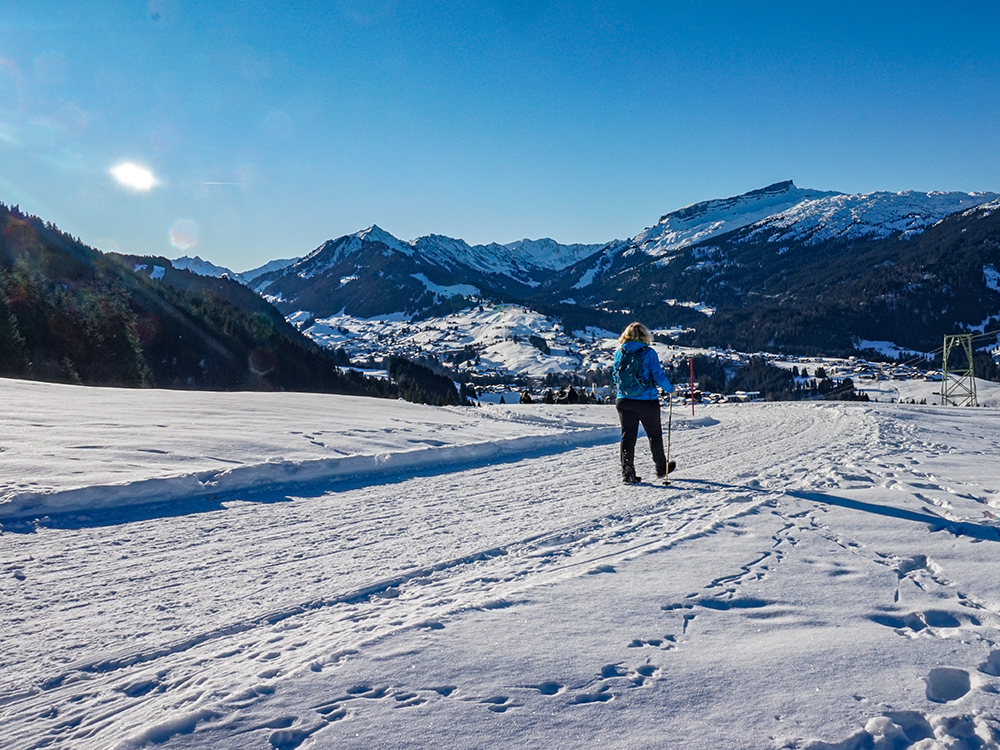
2,1,998,272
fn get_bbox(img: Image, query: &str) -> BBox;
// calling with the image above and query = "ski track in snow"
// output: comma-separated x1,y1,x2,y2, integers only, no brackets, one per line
3,403,1000,748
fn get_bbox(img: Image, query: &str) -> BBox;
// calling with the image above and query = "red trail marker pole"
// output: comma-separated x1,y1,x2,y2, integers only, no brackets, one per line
689,357,695,416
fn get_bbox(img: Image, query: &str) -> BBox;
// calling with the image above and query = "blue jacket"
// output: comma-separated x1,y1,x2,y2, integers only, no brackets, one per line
613,340,675,400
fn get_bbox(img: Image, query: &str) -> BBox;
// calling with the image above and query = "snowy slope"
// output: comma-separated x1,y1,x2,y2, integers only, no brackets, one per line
966,197,1000,219
171,255,236,278
565,182,1000,294
171,255,299,283
632,180,841,257
273,227,408,281
750,189,1000,245
3,379,1000,750
303,304,616,378
0,379,612,517
409,235,607,277
175,183,999,324
240,257,299,283
409,235,535,280
600,182,997,259
264,227,607,290
501,236,608,269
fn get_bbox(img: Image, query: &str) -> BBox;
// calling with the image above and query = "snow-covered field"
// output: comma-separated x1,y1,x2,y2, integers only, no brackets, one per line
299,304,620,379
3,379,1000,749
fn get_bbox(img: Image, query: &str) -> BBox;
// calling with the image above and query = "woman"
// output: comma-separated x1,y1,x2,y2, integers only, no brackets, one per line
613,322,675,484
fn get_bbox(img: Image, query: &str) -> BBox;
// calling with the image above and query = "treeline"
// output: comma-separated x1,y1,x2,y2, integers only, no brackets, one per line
0,203,466,404
664,356,868,402
386,356,466,406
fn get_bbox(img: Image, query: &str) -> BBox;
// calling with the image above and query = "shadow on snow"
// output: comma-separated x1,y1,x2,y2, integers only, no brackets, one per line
674,478,1000,543
1,439,609,534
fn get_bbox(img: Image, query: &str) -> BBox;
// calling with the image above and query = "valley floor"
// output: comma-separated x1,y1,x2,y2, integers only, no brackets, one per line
2,381,1000,749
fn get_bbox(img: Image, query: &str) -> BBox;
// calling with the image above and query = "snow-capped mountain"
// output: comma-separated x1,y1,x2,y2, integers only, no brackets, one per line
746,189,999,245
227,180,1000,356
239,256,299,283
549,181,840,294
249,224,613,318
500,237,609,270
172,255,235,278
570,186,1000,355
964,196,1000,219
635,180,841,256
410,235,608,287
555,182,998,294
191,182,1000,316
172,255,299,284
265,226,608,289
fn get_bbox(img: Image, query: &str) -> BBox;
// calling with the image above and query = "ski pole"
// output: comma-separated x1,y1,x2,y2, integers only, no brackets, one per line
664,393,673,486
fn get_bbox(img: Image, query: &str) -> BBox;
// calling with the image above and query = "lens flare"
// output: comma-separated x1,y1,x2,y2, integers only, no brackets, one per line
110,162,158,191
169,219,199,250
148,0,180,24
249,347,277,376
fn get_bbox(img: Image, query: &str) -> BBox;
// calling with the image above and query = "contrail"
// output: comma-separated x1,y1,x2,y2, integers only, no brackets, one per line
201,181,245,185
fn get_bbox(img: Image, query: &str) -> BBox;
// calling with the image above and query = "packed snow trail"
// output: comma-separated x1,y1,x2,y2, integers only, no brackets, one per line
0,379,620,519
3,399,1000,749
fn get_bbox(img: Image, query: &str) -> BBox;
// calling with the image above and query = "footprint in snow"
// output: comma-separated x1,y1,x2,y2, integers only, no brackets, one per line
696,597,769,611
894,553,938,578
600,664,626,678
480,695,516,713
980,650,1000,677
802,709,985,748
587,564,616,575
568,685,613,705
627,635,675,650
393,691,427,708
925,667,971,703
630,664,660,686
313,701,348,721
344,684,389,700
869,608,975,637
269,723,325,750
530,681,562,695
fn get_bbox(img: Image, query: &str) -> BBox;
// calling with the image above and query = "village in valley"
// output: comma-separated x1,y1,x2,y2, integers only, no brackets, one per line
288,303,1000,407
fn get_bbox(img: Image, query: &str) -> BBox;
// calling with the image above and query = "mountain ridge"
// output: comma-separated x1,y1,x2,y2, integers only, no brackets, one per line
178,181,1000,358
172,254,300,284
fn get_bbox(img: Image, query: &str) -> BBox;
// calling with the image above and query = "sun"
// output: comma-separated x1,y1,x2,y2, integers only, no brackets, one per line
110,161,159,192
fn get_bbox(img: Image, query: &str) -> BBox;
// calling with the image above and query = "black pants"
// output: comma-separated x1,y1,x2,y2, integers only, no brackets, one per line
616,398,667,478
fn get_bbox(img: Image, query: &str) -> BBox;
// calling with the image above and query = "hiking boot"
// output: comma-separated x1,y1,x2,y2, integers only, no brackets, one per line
622,469,641,484
656,461,677,479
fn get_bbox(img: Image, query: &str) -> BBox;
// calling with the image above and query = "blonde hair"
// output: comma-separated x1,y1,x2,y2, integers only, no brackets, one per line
619,321,652,345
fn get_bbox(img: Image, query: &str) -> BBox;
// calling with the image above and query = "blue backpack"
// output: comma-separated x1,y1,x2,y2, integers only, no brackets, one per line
615,346,649,394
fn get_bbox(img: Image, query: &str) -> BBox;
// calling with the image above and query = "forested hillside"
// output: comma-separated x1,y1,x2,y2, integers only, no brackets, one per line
669,203,1000,354
0,203,463,404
